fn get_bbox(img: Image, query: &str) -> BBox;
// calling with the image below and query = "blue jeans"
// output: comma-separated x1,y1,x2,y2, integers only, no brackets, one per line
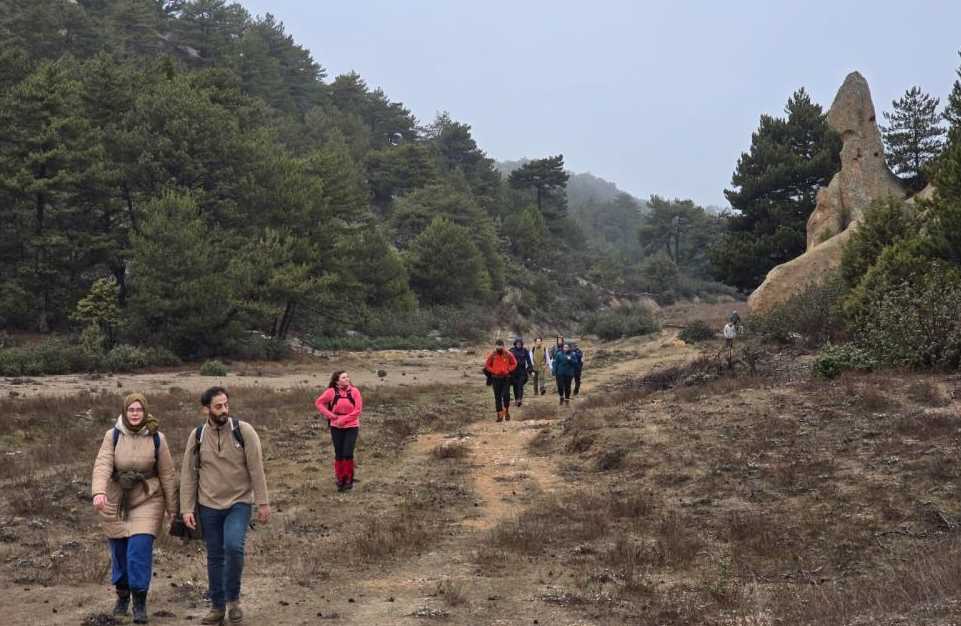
109,534,154,592
198,503,251,609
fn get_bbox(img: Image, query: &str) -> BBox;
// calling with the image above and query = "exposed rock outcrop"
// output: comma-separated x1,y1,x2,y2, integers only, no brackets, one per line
749,72,907,312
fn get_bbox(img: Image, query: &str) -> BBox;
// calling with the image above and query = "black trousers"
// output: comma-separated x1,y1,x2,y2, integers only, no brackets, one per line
573,370,582,395
329,426,359,460
491,377,511,412
511,375,526,403
556,374,573,399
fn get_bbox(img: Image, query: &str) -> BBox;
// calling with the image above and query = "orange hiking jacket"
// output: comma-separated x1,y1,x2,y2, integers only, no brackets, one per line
485,350,517,378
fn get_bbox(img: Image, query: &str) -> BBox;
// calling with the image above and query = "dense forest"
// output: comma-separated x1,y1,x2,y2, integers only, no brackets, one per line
0,0,733,362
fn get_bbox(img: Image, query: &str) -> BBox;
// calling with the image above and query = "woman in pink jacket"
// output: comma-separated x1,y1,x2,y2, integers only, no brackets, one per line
314,370,364,492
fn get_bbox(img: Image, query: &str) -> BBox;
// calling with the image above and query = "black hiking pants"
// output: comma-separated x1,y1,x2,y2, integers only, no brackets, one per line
573,370,582,395
491,377,511,412
556,374,573,400
329,426,359,460
511,371,527,403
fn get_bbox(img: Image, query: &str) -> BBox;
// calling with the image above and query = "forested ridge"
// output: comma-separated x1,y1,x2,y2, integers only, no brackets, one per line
0,0,737,362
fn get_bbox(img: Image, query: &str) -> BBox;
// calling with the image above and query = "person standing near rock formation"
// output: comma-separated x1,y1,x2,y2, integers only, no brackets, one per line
91,393,178,624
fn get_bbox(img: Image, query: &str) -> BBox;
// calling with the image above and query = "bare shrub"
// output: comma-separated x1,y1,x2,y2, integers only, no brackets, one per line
431,441,469,460
905,380,950,407
565,433,594,454
895,410,956,439
596,448,627,471
487,493,609,556
435,578,469,607
653,512,703,566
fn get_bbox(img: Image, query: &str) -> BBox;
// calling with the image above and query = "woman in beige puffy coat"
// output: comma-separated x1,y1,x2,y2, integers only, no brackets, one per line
91,393,177,624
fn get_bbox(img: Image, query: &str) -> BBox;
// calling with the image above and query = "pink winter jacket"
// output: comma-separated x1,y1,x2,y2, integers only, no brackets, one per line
315,385,363,429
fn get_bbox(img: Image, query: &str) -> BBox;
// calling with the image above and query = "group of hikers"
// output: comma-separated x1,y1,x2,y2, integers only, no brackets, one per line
91,374,363,624
89,337,586,623
483,335,585,421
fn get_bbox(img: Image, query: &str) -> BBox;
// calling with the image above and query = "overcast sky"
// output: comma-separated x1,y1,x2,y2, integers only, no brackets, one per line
239,0,961,207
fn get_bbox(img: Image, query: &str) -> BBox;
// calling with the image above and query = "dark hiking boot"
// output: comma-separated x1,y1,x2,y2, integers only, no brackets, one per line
559,398,564,405
227,603,244,624
201,608,225,625
345,479,354,490
496,410,504,422
516,400,522,407
504,409,511,421
113,586,130,616
131,590,148,624
337,479,348,492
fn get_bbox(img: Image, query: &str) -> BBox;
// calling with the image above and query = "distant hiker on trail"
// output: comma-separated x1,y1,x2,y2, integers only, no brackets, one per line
315,371,364,492
571,343,584,396
509,337,534,407
723,320,737,351
180,387,271,626
530,337,549,396
552,343,578,405
484,339,517,422
549,335,565,361
729,310,742,333
91,393,178,624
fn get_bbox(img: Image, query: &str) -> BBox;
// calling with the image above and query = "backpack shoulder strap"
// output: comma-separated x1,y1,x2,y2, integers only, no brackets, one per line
152,432,160,472
112,427,121,449
229,418,245,449
194,424,205,468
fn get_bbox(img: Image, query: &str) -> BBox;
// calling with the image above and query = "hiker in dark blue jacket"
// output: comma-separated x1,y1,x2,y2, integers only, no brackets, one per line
571,343,584,396
552,343,577,405
509,338,534,407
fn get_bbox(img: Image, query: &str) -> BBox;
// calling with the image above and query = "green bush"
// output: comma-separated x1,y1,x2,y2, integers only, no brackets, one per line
748,276,847,347
582,305,659,341
199,360,229,376
101,344,151,372
0,338,97,376
679,320,716,343
813,343,877,379
852,266,961,369
142,346,182,367
0,338,181,375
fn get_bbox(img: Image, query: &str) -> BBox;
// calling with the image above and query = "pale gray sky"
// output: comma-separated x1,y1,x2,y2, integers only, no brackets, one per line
240,0,961,207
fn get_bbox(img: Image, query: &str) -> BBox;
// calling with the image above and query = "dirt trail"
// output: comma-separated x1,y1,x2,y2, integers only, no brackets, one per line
340,406,570,625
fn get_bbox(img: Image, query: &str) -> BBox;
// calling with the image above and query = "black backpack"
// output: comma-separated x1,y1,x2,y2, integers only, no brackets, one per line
327,388,355,412
112,427,160,474
194,418,246,469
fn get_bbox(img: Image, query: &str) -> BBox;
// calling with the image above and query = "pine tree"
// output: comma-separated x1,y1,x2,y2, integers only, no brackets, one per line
881,86,946,191
711,88,840,290
944,50,961,131
405,217,491,305
508,155,570,221
126,191,240,355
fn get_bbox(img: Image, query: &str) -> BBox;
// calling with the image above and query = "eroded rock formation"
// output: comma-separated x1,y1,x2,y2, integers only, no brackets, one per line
749,72,907,312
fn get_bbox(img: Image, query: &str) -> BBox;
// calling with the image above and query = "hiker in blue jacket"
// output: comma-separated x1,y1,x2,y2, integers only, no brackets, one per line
552,343,578,405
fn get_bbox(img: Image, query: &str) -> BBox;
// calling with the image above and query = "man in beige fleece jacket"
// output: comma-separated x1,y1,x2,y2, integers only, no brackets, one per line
181,386,270,625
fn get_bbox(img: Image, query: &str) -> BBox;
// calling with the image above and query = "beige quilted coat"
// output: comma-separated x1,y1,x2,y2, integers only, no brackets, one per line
91,417,178,538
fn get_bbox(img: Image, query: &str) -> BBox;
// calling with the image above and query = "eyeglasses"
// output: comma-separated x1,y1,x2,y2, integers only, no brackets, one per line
127,407,145,413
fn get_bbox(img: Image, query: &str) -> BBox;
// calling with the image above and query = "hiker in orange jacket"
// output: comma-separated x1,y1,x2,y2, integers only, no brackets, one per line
484,339,517,422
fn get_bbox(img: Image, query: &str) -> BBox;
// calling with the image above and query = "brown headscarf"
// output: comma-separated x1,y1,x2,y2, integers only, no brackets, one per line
121,392,159,434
